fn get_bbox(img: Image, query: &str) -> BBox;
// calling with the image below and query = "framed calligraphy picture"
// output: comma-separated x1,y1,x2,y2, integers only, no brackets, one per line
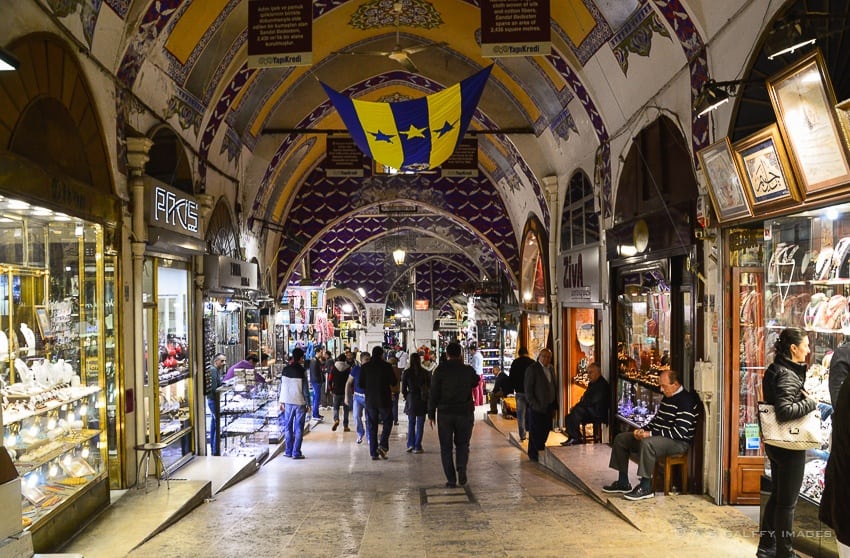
697,137,751,223
767,49,850,200
733,124,800,213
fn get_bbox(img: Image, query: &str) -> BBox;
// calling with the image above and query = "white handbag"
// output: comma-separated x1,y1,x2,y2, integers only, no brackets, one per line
757,402,821,450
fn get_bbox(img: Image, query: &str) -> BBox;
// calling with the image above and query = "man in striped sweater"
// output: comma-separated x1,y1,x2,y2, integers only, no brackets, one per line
602,368,699,501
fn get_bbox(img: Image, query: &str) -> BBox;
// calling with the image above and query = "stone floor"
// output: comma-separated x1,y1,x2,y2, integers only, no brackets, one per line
64,408,767,558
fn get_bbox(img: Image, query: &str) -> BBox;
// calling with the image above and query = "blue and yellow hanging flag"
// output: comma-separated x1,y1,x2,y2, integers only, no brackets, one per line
321,66,492,172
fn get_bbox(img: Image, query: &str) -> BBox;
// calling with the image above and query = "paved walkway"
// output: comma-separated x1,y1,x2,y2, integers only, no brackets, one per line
67,408,764,557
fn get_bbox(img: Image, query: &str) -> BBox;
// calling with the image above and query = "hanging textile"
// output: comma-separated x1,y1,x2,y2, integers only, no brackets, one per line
321,65,492,171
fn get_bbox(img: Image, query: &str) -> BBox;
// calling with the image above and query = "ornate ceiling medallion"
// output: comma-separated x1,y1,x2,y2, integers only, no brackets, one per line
350,0,443,30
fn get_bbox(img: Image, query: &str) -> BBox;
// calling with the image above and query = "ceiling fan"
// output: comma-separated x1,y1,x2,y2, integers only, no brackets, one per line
333,2,446,73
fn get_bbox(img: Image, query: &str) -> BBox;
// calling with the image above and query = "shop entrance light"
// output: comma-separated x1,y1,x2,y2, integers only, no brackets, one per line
0,47,19,71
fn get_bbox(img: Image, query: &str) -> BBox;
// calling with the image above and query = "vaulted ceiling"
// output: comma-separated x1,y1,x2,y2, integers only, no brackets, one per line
12,0,825,312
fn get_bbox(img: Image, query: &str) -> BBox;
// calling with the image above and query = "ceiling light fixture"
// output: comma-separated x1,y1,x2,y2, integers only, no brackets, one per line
0,47,19,72
765,20,815,61
392,247,406,266
694,79,762,119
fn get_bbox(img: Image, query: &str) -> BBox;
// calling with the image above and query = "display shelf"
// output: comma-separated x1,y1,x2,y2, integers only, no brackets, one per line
158,371,190,388
13,429,100,475
1,386,101,424
762,218,840,507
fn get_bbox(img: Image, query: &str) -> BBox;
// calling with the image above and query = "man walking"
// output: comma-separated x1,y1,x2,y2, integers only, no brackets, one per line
346,353,370,444
428,341,480,487
359,346,397,460
524,348,557,462
280,348,310,459
308,349,326,421
206,353,227,456
509,347,534,441
470,343,485,406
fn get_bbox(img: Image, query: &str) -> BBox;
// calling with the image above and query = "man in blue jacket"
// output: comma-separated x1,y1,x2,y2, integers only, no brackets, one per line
428,341,480,487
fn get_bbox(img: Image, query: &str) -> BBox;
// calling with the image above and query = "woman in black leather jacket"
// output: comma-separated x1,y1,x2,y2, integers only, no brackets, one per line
757,327,817,558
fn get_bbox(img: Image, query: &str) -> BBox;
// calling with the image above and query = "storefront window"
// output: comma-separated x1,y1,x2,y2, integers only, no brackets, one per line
141,259,193,471
614,265,670,426
0,198,109,532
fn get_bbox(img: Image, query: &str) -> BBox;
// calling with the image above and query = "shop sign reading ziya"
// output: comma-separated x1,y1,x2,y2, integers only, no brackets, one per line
556,246,601,304
144,178,201,238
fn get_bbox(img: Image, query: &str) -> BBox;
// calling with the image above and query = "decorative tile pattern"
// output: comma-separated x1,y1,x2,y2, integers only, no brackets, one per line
273,170,520,301
349,0,443,30
167,88,204,135
610,3,671,75
198,66,255,189
220,125,241,164
163,0,240,86
104,0,128,19
547,48,612,219
116,0,182,88
551,0,613,67
46,0,102,47
651,0,709,159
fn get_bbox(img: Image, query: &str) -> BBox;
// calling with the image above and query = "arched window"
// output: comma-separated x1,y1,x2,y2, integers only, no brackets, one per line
560,171,598,251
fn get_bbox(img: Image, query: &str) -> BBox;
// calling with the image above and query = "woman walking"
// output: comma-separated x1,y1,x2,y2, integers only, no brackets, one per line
757,327,817,558
402,352,430,453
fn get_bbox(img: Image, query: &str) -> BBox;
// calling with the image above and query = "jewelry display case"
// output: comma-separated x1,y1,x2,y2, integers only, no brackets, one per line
760,208,842,558
0,212,110,547
614,264,671,431
762,211,839,507
219,368,278,458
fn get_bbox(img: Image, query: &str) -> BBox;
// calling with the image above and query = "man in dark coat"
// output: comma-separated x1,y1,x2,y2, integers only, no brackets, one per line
820,373,850,555
560,362,610,445
509,347,535,441
358,345,397,460
428,341,479,487
524,348,557,462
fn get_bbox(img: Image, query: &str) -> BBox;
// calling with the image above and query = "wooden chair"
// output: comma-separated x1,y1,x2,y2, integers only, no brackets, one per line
579,421,603,443
653,452,688,495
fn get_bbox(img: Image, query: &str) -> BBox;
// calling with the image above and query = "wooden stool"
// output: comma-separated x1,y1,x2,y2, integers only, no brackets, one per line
579,421,603,443
134,442,170,491
654,452,688,495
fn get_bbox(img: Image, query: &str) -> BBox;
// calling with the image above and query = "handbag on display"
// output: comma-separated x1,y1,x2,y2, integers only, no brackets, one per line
757,402,821,450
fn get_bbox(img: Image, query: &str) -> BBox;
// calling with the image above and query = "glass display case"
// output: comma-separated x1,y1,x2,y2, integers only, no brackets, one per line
219,368,277,459
729,267,767,504
142,259,194,472
762,210,840,508
0,208,110,537
614,264,670,430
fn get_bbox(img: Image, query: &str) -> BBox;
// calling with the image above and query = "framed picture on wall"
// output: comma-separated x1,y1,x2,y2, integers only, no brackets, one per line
835,98,850,150
697,137,751,223
767,49,850,199
733,124,801,212
34,306,52,338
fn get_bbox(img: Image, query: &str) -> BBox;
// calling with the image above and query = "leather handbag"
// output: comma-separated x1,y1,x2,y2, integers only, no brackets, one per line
757,402,821,450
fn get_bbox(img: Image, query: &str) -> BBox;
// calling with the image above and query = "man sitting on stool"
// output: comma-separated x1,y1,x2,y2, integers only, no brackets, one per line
560,362,609,445
487,366,513,415
602,369,699,501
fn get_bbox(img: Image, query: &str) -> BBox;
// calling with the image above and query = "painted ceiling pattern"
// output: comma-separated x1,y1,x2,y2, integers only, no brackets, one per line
37,0,711,307
275,172,517,287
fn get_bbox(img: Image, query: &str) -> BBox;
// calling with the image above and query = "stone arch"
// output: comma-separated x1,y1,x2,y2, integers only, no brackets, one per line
205,197,240,258
1,33,113,196
614,115,698,225
561,169,599,252
145,124,195,194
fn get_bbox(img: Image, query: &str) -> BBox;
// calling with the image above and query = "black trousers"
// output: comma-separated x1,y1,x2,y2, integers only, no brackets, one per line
527,407,551,460
436,412,474,484
759,445,806,558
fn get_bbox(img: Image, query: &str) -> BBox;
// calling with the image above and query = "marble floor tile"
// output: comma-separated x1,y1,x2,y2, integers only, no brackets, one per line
61,408,770,557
